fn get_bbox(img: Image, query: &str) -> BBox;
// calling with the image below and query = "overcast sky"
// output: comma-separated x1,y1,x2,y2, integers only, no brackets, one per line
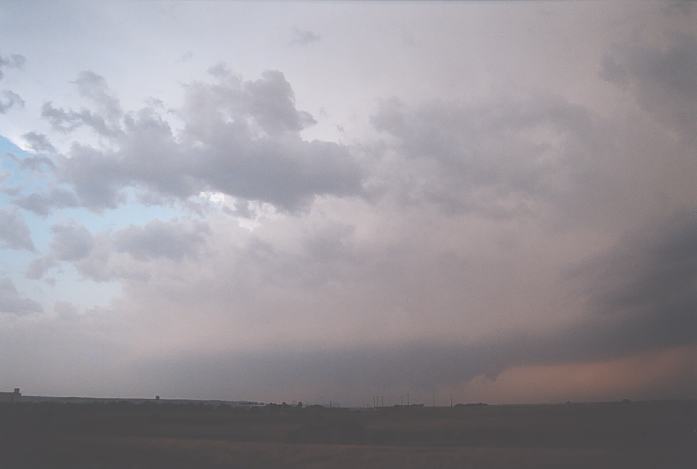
0,0,695,405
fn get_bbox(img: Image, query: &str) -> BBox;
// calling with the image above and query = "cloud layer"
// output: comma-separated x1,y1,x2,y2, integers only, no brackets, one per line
0,1,694,404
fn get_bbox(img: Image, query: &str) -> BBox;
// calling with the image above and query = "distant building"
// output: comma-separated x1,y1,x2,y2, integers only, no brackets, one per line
0,388,21,403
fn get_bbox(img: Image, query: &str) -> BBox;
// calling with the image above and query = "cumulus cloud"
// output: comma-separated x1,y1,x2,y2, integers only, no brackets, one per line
27,222,94,279
289,27,321,46
44,69,362,211
41,71,123,137
0,90,24,114
0,278,42,315
0,53,25,80
28,219,211,281
42,101,119,137
0,209,34,251
50,222,95,261
4,151,55,173
72,70,122,120
14,188,79,216
23,132,57,155
0,90,24,113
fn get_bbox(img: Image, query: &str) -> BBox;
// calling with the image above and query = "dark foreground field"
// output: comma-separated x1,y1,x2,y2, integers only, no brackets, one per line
1,400,695,468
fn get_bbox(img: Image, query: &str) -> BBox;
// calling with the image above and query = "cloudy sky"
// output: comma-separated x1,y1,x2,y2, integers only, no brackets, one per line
0,1,695,405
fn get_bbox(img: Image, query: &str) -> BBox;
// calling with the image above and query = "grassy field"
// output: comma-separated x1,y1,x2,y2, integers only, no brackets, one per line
1,400,694,468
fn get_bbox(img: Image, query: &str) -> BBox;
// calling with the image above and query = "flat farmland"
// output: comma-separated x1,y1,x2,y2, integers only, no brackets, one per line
1,400,694,468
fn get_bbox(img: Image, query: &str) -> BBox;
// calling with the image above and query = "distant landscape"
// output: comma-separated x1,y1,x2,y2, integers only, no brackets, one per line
1,399,695,468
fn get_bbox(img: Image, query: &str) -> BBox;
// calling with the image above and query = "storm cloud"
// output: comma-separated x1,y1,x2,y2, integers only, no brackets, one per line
128,213,697,402
0,1,694,404
602,33,697,141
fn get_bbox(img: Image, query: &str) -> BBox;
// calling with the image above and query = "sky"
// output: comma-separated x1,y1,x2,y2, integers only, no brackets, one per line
0,0,695,405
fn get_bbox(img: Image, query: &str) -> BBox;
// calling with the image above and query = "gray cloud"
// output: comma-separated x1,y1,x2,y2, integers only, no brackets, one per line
23,131,57,155
72,70,122,121
94,203,697,403
27,222,93,279
26,256,58,281
134,215,697,402
0,53,26,113
41,70,123,137
290,27,321,46
42,102,119,137
113,219,210,261
0,90,24,113
50,69,362,211
53,300,79,317
0,53,25,80
40,102,84,132
14,188,79,216
0,278,42,315
0,209,34,251
573,214,697,355
28,219,210,281
4,151,55,173
370,95,604,217
40,71,123,136
602,34,697,141
50,222,94,261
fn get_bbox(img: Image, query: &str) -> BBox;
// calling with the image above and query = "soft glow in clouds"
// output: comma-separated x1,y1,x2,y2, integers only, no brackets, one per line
0,1,695,404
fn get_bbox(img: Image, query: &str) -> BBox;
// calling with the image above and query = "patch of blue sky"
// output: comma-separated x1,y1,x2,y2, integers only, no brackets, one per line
0,135,55,199
1,133,186,314
2,133,186,236
0,135,47,272
1,135,55,251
